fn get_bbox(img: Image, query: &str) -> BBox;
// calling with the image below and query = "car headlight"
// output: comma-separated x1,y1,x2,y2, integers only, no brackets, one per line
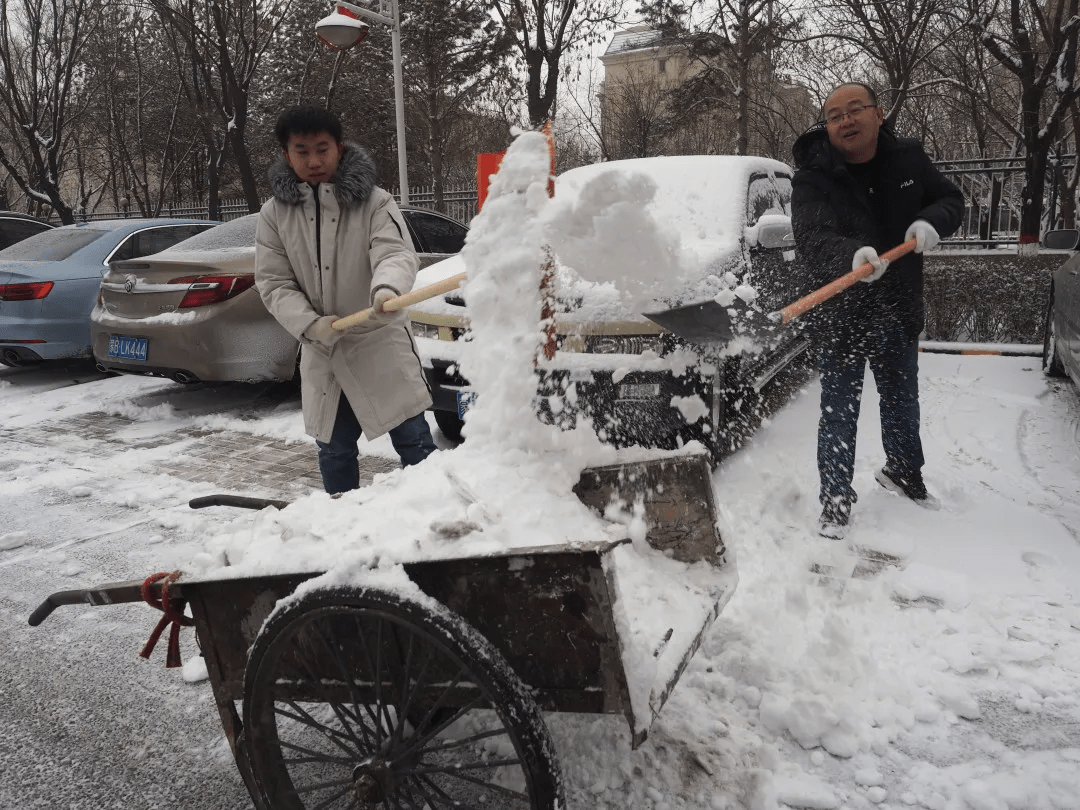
410,320,441,340
582,335,666,355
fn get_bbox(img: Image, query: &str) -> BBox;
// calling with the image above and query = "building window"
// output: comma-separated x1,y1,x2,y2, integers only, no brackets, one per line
657,58,667,74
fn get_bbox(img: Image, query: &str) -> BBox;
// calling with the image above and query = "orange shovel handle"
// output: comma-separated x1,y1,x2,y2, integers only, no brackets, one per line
772,238,918,325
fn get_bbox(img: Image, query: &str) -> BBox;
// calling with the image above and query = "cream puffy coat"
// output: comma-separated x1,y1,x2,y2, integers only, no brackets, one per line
255,144,432,441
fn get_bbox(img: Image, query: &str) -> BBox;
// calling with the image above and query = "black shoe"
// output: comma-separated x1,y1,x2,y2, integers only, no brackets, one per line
818,499,851,540
875,466,939,508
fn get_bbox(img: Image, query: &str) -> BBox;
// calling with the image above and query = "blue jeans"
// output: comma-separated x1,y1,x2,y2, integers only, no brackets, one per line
316,392,437,494
817,325,923,506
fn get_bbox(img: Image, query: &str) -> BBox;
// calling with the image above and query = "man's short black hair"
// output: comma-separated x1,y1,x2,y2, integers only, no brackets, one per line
275,106,343,149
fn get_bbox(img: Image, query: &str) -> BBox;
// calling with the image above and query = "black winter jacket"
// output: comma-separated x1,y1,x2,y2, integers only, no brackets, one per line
790,124,963,346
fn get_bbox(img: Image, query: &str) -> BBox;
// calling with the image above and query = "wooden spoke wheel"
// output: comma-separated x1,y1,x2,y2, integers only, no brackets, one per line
242,586,564,810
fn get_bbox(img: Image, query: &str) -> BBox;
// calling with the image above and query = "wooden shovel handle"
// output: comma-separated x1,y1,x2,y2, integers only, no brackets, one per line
772,238,918,325
332,271,468,330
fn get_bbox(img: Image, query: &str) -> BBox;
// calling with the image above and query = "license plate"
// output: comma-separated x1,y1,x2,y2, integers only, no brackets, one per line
108,335,148,361
618,382,661,400
456,391,475,418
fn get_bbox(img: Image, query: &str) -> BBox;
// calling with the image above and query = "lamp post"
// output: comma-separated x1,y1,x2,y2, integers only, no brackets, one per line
315,0,409,206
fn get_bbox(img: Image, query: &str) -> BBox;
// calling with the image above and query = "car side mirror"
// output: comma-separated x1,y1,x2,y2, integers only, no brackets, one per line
751,214,795,249
1042,229,1080,250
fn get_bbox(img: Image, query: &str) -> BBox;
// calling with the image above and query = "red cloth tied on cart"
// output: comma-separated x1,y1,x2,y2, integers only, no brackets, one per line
139,571,194,668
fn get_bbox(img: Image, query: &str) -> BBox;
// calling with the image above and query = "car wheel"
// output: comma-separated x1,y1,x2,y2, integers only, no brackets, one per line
434,408,464,442
1043,287,1067,378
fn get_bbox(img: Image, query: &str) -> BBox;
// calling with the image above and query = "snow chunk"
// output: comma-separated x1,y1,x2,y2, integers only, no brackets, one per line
933,682,982,720
0,531,28,550
773,772,841,809
182,655,209,684
891,562,971,609
543,169,697,311
670,394,708,424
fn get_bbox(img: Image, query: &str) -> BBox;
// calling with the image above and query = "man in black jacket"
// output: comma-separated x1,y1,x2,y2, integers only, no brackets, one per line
791,82,964,539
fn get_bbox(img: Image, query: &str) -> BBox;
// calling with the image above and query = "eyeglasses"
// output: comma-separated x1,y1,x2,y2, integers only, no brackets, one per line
824,104,877,126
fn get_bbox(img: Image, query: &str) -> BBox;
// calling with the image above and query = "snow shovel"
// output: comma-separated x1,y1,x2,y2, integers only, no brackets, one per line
331,271,468,331
642,238,918,344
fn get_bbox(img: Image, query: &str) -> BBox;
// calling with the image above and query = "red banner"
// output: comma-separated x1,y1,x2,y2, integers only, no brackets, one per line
476,152,505,212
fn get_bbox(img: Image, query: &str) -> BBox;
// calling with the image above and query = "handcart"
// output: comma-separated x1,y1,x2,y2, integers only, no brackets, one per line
29,453,736,810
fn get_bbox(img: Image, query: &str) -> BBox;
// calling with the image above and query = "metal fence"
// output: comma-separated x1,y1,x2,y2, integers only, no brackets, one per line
935,154,1076,246
71,198,253,223
58,161,1073,246
404,160,1079,242
396,186,479,224
70,186,480,226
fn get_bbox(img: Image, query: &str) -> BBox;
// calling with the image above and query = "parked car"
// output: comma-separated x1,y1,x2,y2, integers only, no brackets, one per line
1041,229,1080,389
0,211,53,250
400,206,469,267
408,155,814,462
92,207,469,383
0,218,218,366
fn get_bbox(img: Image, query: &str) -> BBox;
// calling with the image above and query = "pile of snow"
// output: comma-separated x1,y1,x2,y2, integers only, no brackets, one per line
184,131,733,733
543,168,695,312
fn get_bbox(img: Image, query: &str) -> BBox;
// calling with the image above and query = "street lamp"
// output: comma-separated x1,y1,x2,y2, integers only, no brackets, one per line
315,0,409,206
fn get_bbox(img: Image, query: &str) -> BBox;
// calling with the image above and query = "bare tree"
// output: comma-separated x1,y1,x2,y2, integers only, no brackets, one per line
489,0,627,128
699,0,800,154
918,19,1015,158
402,0,514,210
635,0,808,157
969,0,1080,250
809,0,964,125
909,15,1023,239
76,0,204,217
150,0,296,217
0,0,103,223
1059,103,1080,228
598,68,674,158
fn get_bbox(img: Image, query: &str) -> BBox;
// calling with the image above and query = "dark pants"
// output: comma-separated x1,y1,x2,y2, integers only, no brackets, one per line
817,324,923,506
316,392,437,494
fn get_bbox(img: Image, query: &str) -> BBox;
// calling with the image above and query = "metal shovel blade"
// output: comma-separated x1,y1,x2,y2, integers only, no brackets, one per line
643,299,743,344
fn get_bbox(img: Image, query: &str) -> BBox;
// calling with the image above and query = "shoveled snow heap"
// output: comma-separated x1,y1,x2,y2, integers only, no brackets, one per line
541,155,782,319
189,132,625,580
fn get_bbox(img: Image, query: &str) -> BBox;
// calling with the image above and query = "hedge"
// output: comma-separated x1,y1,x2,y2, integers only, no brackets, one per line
922,250,1064,343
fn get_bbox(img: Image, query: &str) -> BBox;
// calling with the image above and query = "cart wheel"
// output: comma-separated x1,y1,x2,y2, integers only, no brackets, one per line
242,586,564,809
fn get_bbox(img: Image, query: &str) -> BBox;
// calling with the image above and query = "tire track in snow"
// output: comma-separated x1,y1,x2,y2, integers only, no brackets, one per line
1015,383,1080,541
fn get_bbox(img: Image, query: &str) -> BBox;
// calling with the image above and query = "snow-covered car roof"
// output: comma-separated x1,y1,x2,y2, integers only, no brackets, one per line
412,154,793,322
554,154,791,256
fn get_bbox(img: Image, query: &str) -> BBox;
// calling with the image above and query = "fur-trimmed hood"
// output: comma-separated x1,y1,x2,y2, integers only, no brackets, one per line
268,141,379,208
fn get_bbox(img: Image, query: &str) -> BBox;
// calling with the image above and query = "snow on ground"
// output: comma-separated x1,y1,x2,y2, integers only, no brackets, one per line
578,352,1080,810
4,345,1079,810
3,131,1080,809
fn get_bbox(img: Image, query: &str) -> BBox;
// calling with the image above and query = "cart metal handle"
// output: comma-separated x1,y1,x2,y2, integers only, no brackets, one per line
28,578,157,626
29,590,95,626
29,584,138,626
